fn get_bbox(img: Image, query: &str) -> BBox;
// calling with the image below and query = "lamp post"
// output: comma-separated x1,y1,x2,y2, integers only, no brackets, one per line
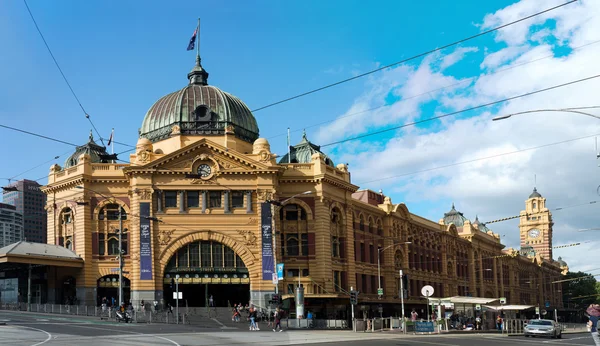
377,242,411,298
265,191,312,297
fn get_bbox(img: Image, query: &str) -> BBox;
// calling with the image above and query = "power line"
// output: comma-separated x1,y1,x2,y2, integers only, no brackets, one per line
23,0,105,146
321,74,600,147
2,150,72,182
250,0,577,113
356,132,600,186
484,200,599,225
268,38,600,140
0,123,78,146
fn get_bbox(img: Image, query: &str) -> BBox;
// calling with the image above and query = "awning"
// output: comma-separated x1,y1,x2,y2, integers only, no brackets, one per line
428,296,499,305
0,241,83,268
484,305,534,311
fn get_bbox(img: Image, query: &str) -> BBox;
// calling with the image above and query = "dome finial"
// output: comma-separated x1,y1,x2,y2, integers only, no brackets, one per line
89,130,93,141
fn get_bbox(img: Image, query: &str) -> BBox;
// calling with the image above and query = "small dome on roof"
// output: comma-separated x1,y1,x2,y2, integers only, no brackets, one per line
442,203,468,227
529,187,542,198
472,215,490,232
64,131,113,168
556,256,568,267
278,130,334,167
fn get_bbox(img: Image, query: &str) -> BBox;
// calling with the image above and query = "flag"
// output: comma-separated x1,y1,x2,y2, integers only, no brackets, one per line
187,27,197,51
107,128,114,146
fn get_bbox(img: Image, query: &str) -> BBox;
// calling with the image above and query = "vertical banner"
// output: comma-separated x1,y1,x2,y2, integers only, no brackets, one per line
276,263,284,281
139,202,153,280
261,202,274,280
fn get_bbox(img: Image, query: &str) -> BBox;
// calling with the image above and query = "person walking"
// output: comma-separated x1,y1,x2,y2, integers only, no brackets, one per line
209,295,214,307
586,304,600,345
273,308,283,332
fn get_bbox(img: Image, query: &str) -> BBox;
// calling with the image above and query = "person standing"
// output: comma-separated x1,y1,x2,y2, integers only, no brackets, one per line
411,309,418,322
209,295,214,307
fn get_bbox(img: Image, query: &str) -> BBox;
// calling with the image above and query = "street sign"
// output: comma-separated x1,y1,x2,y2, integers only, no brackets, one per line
545,301,550,308
272,273,278,284
276,263,284,281
173,292,182,300
541,309,547,316
377,288,383,296
535,307,540,315
500,297,507,305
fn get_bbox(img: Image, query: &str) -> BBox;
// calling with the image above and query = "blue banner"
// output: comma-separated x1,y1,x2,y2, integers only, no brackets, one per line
261,202,274,280
139,202,153,280
415,321,435,333
277,263,284,280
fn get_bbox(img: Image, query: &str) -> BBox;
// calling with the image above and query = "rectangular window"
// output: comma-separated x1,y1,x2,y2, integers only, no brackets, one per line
231,191,244,208
360,243,366,263
165,191,177,208
287,269,299,277
333,271,341,292
286,234,299,256
224,247,235,267
201,242,211,267
213,243,223,267
187,191,199,208
209,191,221,208
332,236,339,257
98,233,105,256
178,245,188,268
301,233,309,256
302,268,309,277
189,242,199,267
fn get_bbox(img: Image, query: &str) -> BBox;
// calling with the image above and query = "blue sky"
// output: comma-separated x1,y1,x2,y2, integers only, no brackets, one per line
1,0,599,271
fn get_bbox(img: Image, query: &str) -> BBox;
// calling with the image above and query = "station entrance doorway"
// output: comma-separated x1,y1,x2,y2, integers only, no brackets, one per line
164,240,250,307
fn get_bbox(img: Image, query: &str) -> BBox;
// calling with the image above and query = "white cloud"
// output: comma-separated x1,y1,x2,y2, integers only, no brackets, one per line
320,0,600,273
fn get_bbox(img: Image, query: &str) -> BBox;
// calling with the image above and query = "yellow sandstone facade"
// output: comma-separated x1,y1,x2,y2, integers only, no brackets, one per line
41,56,565,315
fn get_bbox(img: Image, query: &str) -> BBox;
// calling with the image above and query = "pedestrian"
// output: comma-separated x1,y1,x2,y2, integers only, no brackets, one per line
411,309,418,321
496,315,503,331
475,315,482,330
209,295,214,307
249,307,259,331
586,304,600,345
273,308,283,332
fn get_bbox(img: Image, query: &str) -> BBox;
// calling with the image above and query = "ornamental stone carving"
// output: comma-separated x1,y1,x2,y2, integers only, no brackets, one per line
258,150,271,163
136,189,153,200
237,230,257,246
256,189,274,202
157,229,175,246
171,125,181,135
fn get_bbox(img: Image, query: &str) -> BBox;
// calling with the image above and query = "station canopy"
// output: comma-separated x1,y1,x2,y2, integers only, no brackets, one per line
0,241,83,268
428,296,500,305
484,305,535,311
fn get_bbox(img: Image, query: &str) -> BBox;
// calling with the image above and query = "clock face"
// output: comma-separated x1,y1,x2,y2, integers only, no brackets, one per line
197,164,212,177
528,229,541,238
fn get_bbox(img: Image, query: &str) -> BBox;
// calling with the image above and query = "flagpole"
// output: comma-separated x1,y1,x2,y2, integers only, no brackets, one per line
197,18,200,59
111,128,114,155
287,127,291,163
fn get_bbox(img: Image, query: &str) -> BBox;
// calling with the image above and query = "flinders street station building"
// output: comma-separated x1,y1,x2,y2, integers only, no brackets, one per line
1,54,567,318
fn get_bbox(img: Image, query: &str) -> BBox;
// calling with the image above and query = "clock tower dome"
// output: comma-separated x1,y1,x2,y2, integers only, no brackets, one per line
519,188,554,259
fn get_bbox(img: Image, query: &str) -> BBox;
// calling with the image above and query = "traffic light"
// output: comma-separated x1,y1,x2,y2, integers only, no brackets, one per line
170,278,175,289
272,294,280,304
402,274,409,296
350,290,358,305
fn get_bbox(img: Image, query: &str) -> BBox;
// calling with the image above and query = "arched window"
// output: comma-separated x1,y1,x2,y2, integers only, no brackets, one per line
61,208,73,224
65,239,72,250
279,204,307,221
107,237,119,255
377,220,383,236
98,203,127,221
359,215,365,231
368,219,374,234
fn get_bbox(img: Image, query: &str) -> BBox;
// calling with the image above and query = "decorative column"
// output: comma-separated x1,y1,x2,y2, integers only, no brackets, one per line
224,190,231,213
468,248,476,296
179,191,185,213
246,191,253,213
478,252,484,297
156,190,163,213
201,191,207,213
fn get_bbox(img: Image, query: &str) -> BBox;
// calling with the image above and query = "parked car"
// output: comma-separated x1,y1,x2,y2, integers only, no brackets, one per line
524,319,562,339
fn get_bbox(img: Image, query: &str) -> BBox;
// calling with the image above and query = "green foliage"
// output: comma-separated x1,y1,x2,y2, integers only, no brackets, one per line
562,271,599,307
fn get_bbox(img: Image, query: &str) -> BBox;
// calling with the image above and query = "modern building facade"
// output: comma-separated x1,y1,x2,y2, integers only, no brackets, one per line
3,179,47,243
40,53,566,314
0,203,24,247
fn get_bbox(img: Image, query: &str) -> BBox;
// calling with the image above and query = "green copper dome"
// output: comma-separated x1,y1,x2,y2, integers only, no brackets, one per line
278,131,334,166
139,57,259,143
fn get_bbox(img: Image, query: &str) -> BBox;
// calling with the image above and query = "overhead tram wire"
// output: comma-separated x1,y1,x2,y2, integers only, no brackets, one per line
320,74,600,148
267,38,600,140
1,150,73,183
483,200,599,225
250,1,577,113
356,131,600,186
23,0,105,146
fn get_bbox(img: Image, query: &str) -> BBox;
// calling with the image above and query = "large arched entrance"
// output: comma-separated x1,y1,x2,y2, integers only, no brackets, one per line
164,240,249,307
97,275,131,306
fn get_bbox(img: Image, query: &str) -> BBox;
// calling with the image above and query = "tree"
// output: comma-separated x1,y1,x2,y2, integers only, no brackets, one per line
562,271,599,308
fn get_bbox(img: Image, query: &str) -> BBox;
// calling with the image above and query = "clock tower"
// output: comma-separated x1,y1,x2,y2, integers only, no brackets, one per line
519,188,554,259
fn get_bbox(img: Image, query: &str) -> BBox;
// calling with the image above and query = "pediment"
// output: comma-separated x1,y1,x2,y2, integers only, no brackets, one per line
127,139,276,175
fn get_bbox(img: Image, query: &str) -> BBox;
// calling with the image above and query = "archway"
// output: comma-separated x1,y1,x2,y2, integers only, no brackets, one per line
164,240,249,307
97,275,131,306
61,276,76,305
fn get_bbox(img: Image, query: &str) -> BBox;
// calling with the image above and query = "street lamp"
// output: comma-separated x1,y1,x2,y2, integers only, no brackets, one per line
377,242,411,296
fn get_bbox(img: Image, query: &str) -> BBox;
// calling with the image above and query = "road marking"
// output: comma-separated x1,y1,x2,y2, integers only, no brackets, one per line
13,325,53,346
393,340,461,346
35,319,49,322
59,323,181,346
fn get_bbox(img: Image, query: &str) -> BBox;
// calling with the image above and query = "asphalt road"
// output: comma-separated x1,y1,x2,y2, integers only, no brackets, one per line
0,310,596,346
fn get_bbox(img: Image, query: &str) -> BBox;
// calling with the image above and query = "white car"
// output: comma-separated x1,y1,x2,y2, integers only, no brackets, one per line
524,319,562,339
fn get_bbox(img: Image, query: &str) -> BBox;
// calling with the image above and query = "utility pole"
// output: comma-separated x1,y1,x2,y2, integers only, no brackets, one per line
27,264,32,311
176,274,180,324
350,286,355,332
400,270,405,334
